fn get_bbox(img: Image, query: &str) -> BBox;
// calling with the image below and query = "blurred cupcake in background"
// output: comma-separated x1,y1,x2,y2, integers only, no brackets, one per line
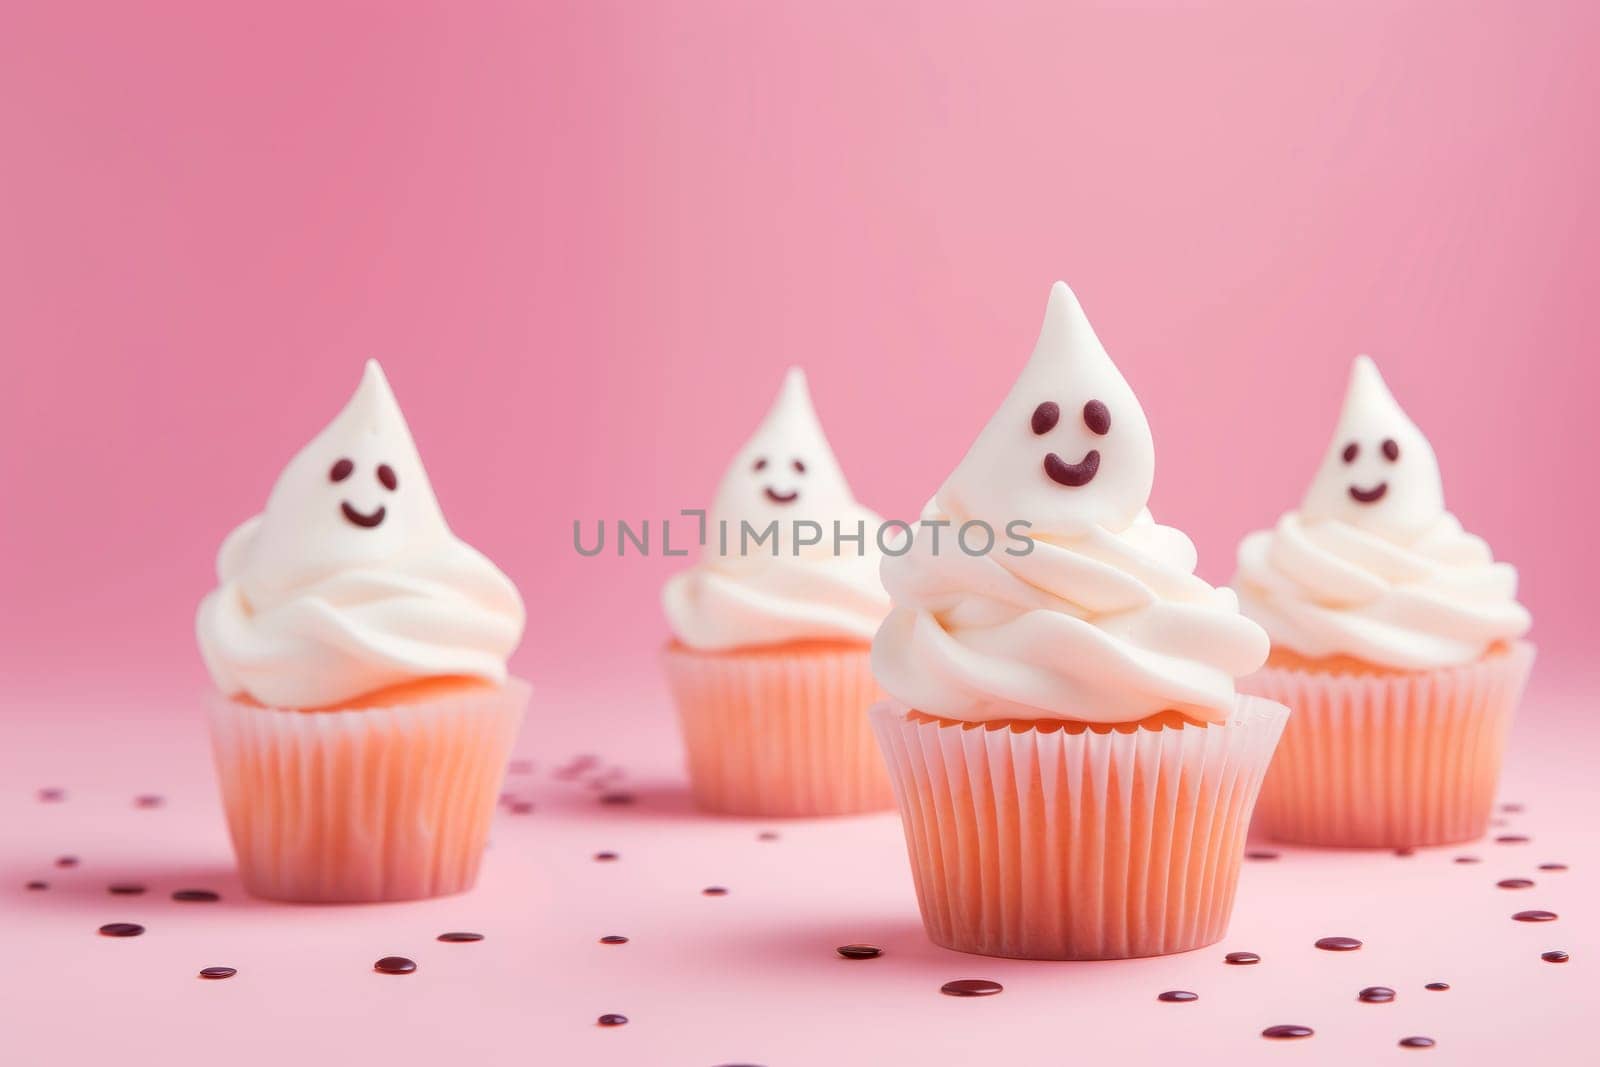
870,282,1283,960
662,368,892,816
198,361,527,902
1233,355,1532,847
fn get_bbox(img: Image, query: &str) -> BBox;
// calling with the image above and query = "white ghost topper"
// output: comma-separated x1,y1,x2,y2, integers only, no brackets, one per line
937,281,1154,537
1299,355,1443,542
224,359,455,605
706,367,870,556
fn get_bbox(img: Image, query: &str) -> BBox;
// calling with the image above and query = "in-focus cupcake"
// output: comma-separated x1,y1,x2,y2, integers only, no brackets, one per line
198,361,527,902
662,368,892,816
1233,356,1532,848
870,282,1283,960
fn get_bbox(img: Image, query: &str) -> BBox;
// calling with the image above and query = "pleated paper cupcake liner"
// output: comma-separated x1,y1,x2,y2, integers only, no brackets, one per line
208,679,529,902
870,697,1288,960
663,643,894,817
1241,641,1534,848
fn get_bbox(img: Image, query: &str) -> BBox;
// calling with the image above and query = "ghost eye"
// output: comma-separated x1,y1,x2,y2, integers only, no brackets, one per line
376,464,398,491
792,459,806,474
753,457,768,472
1082,399,1111,436
1381,439,1400,462
1031,402,1060,435
329,458,354,483
1341,442,1359,464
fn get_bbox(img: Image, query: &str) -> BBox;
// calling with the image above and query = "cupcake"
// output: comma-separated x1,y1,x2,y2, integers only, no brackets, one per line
197,361,527,902
662,368,893,816
1233,356,1532,848
870,282,1283,960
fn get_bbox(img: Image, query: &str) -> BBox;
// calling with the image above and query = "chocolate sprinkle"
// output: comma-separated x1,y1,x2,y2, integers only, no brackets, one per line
1454,855,1481,864
98,923,144,937
757,831,780,842
1245,850,1279,861
597,1013,628,1027
56,856,78,868
172,889,220,903
1425,982,1450,991
199,966,236,980
26,880,48,890
1394,847,1416,857
1262,1025,1313,1039
437,932,483,943
108,883,146,895
1502,802,1525,813
1497,878,1535,889
599,793,636,806
1399,1036,1436,1049
836,944,883,960
594,851,619,862
38,788,65,802
1496,834,1530,844
940,979,1002,997
1538,863,1568,871
1358,986,1396,1003
374,956,416,974
1314,936,1362,951
1157,990,1198,1002
600,935,629,945
134,795,164,809
1224,951,1260,965
508,801,534,815
1541,950,1570,963
702,886,729,896
1513,910,1558,922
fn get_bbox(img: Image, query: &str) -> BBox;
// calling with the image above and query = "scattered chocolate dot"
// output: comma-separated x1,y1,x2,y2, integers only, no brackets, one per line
836,944,883,960
38,788,65,802
702,886,729,896
1394,846,1416,857
1454,855,1481,864
134,795,164,809
508,801,534,815
758,831,780,842
374,956,416,974
1538,863,1568,871
1424,982,1450,991
599,793,635,805
940,979,1002,997
1359,986,1396,1003
1541,950,1569,963
199,966,236,979
1224,951,1260,965
594,851,619,862
1157,990,1198,1002
172,889,220,903
1262,1025,1313,1039
600,935,629,945
1502,802,1524,813
1513,910,1558,923
1245,850,1279,861
56,856,78,868
108,883,146,895
1497,878,1535,889
597,1013,628,1027
1496,834,1530,844
98,923,144,937
1315,936,1362,951
26,881,48,890
1399,1036,1435,1049
437,932,483,943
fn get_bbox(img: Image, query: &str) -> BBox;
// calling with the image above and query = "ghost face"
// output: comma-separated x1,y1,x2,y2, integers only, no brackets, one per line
1300,357,1444,541
1031,398,1113,487
747,453,809,506
328,455,400,528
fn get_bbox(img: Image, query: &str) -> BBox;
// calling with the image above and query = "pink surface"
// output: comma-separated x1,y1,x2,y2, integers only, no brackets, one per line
2,673,1594,1065
1,3,1596,1063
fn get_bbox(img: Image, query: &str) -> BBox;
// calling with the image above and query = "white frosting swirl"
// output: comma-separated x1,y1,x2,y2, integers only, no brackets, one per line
197,362,525,708
871,283,1268,725
663,368,889,650
1233,356,1530,669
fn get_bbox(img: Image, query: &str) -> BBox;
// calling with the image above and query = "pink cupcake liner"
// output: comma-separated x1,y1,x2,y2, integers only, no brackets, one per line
1241,641,1534,848
663,643,894,817
207,679,529,902
870,697,1288,960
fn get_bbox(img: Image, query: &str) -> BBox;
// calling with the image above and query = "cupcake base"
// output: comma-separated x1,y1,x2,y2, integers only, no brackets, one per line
663,642,893,817
1242,642,1534,848
208,679,529,902
870,697,1288,960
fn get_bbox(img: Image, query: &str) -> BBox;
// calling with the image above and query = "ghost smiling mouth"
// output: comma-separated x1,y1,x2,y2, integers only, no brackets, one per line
341,502,387,528
763,487,800,504
1347,482,1388,504
1043,450,1100,488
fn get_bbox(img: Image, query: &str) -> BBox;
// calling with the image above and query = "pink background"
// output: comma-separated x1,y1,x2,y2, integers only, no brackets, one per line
0,3,1595,1065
